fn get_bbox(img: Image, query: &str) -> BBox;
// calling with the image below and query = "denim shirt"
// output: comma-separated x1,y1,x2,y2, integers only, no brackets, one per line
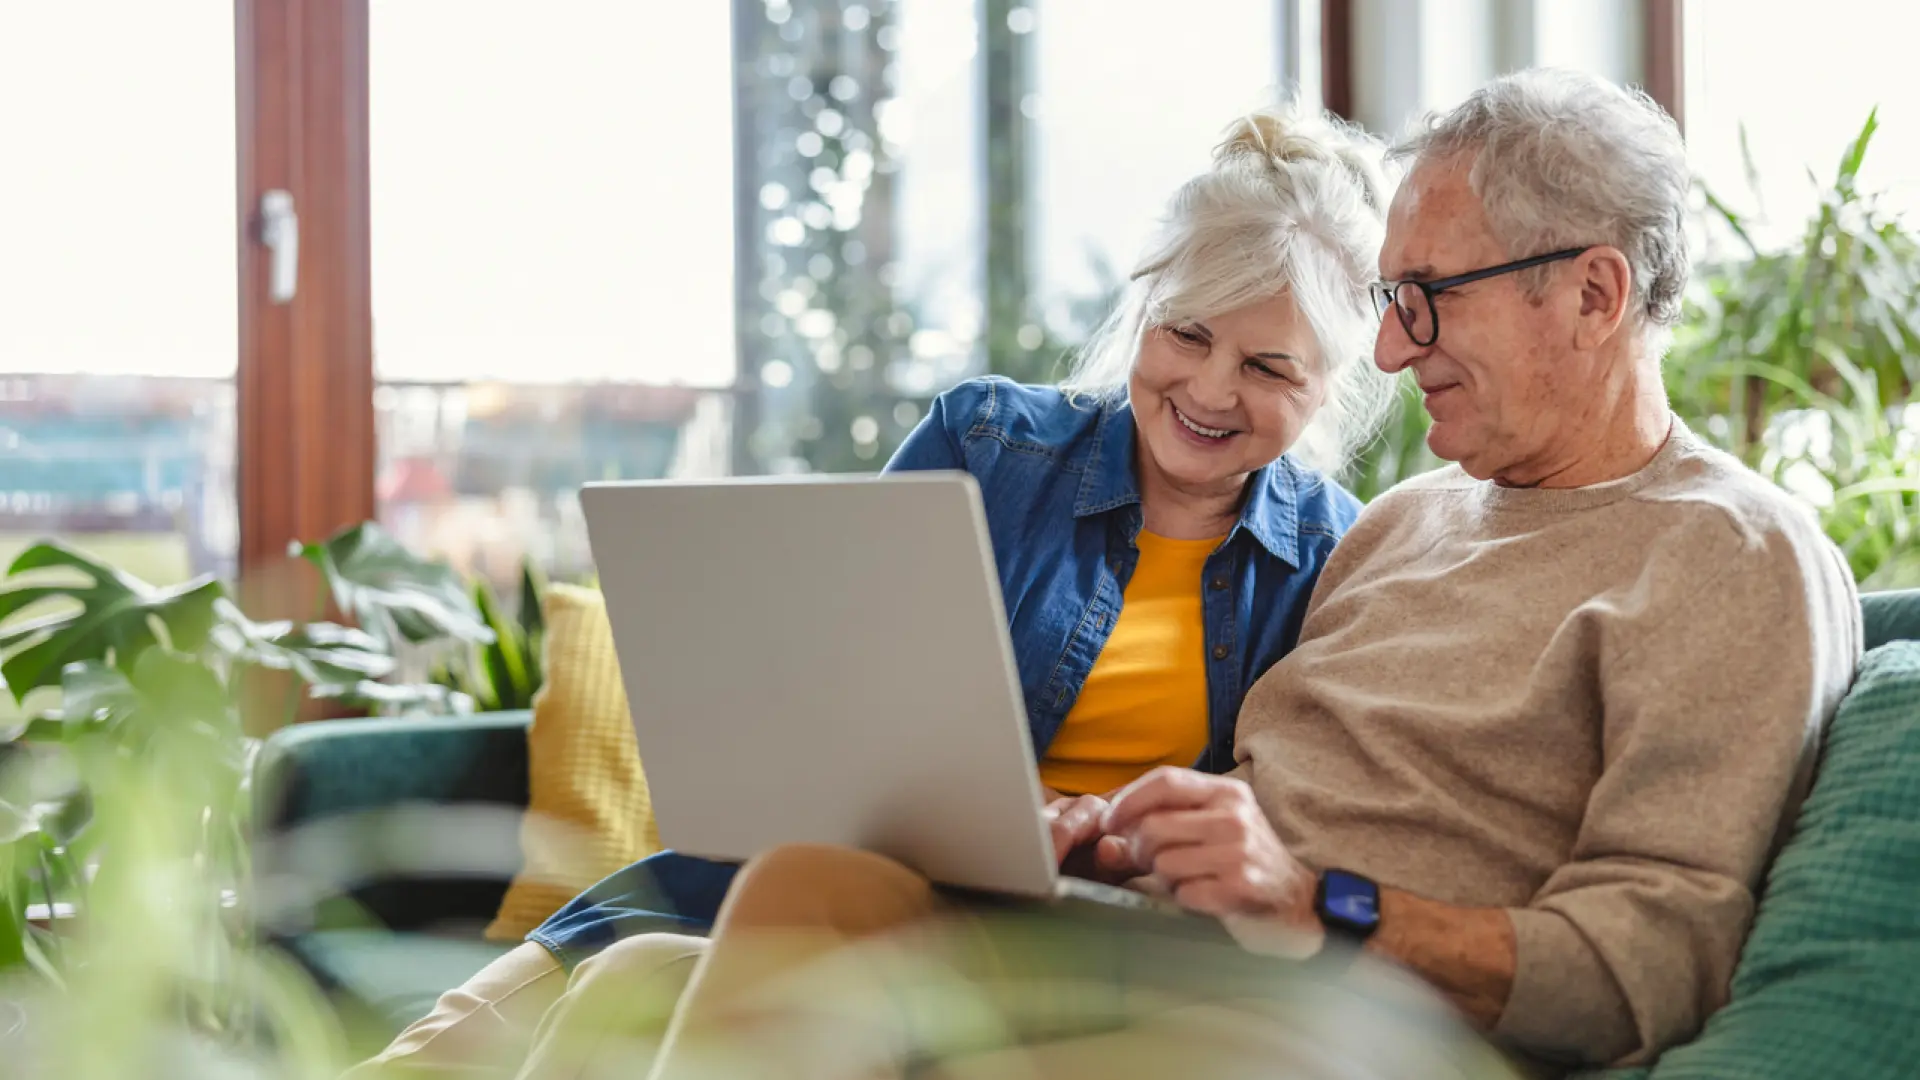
529,377,1361,966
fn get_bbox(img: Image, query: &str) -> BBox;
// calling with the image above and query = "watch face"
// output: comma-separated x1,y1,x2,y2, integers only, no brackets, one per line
1321,870,1380,930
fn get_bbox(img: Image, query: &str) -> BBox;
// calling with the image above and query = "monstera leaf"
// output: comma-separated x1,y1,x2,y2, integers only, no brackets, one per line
39,654,233,740
0,543,226,704
293,522,493,648
32,654,247,803
206,599,397,687
306,677,474,715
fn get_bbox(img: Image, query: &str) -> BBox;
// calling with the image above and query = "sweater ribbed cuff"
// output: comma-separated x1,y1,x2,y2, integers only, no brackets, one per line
1495,907,1638,1067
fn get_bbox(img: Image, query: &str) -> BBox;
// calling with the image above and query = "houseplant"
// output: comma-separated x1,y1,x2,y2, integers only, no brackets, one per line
1667,110,1920,587
295,521,549,714
0,542,395,1074
0,529,496,1075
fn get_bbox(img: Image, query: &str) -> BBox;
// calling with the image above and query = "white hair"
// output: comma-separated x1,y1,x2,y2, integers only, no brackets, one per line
1390,67,1691,358
1058,102,1399,477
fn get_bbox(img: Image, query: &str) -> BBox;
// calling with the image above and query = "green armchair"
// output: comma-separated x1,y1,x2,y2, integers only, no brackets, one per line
253,590,1920,1067
252,710,536,1043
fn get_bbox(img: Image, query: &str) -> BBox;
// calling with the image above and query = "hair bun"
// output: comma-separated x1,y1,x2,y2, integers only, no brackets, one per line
1216,103,1392,215
1219,107,1327,167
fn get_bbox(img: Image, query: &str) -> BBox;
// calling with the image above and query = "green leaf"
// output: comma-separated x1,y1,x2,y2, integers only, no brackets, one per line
0,878,25,973
517,559,548,639
37,652,237,768
0,541,226,703
308,678,474,715
1736,121,1764,215
44,661,139,727
0,611,74,651
129,648,232,727
1701,188,1760,258
208,600,397,686
1832,476,1920,504
0,797,69,846
1835,106,1880,191
474,578,534,711
0,585,72,627
293,522,494,647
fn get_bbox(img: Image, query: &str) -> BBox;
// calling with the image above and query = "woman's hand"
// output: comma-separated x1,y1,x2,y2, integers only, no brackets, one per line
1098,767,1318,929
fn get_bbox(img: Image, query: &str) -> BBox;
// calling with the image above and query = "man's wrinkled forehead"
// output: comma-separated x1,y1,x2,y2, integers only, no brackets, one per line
1379,156,1497,279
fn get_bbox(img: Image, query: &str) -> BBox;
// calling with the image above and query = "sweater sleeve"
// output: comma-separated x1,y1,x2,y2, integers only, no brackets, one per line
1494,516,1860,1067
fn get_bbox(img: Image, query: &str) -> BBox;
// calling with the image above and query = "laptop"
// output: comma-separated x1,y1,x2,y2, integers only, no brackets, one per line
577,472,1220,930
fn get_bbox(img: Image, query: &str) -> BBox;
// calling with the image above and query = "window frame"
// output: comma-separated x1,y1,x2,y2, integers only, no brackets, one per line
234,0,376,605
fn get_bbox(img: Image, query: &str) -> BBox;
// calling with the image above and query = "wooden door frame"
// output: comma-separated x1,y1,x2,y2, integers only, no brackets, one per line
1321,0,1353,122
234,0,375,610
1644,0,1685,132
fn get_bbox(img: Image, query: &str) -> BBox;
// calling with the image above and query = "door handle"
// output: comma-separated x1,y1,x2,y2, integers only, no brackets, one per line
259,189,299,304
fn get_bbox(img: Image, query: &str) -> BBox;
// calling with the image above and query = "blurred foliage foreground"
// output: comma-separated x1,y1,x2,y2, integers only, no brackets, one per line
0,522,544,1077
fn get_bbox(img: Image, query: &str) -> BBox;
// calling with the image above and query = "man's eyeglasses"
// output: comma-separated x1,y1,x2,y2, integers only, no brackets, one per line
1371,247,1589,348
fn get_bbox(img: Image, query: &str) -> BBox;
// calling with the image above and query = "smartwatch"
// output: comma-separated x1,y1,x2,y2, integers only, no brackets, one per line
1314,868,1382,951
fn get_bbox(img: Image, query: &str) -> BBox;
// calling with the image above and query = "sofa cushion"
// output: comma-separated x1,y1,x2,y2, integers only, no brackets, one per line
1605,641,1920,1079
485,585,663,941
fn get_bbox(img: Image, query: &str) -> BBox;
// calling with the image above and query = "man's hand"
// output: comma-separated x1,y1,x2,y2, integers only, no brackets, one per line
1099,767,1318,929
1043,793,1113,866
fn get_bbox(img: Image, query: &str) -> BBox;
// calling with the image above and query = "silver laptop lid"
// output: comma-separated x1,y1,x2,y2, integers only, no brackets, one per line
578,472,1059,898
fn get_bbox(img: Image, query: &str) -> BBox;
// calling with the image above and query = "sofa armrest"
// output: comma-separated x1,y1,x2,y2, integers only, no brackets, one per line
1863,588,1920,652
252,711,533,935
254,711,534,830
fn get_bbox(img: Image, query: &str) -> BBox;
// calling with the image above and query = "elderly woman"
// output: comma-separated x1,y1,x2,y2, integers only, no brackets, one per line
350,101,1398,1079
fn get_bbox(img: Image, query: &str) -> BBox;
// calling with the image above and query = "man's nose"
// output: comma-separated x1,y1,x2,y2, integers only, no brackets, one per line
1374,309,1426,374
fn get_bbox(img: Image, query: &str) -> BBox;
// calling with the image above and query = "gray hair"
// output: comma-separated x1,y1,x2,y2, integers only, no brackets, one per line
1390,67,1690,357
1059,102,1399,477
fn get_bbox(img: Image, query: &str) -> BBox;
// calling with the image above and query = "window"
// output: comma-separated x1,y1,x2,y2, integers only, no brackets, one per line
1685,0,1918,247
0,4,240,585
1347,0,1645,139
368,0,736,587
1030,0,1282,344
735,0,986,476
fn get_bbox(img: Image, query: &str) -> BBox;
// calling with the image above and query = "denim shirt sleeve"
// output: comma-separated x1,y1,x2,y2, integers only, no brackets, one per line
882,384,977,473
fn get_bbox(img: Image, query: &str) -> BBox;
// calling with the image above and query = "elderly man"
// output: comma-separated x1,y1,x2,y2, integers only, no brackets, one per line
1061,67,1862,1071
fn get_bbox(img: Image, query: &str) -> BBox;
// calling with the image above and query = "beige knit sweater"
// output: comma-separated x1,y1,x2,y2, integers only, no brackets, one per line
1235,421,1861,1069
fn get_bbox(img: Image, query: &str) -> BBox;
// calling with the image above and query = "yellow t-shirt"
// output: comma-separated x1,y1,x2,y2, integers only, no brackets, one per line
1038,530,1220,796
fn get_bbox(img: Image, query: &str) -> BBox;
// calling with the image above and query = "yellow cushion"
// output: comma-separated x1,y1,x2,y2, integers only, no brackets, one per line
484,584,661,941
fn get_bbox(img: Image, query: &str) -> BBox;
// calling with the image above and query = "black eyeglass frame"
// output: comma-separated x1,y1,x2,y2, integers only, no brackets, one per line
1371,247,1590,347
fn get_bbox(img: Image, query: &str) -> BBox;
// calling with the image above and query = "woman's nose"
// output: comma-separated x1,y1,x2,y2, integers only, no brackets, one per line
1186,354,1240,410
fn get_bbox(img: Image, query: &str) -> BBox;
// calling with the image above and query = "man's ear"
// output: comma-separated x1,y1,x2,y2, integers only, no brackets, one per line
1572,246,1632,350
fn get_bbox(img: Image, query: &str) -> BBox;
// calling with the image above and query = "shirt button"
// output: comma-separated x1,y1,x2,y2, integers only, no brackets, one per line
1209,577,1229,591
1211,644,1230,661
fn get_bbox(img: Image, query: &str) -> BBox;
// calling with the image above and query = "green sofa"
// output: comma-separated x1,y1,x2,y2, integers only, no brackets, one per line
252,588,1920,1067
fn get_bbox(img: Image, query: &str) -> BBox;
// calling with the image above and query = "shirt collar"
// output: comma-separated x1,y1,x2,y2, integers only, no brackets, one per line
1072,398,1304,569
